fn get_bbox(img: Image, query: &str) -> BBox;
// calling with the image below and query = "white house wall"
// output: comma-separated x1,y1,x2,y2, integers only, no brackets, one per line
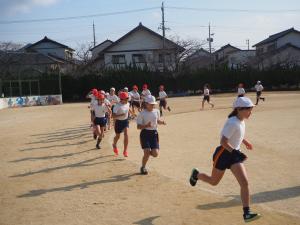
277,32,300,48
91,41,113,59
30,42,66,59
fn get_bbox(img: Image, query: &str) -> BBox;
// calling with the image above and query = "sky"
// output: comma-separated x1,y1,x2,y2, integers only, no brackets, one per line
0,0,300,52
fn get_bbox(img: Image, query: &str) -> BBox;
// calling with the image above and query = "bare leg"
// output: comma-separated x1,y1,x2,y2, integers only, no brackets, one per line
95,125,101,136
113,133,120,148
142,149,151,167
201,100,205,109
150,149,159,158
123,128,129,152
230,163,249,207
198,167,225,186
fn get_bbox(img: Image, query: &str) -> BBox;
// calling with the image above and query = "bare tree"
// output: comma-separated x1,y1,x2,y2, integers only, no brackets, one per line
75,42,93,65
168,35,207,72
0,42,24,52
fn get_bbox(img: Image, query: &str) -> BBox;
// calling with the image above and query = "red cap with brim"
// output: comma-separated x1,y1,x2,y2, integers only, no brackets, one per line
119,92,129,100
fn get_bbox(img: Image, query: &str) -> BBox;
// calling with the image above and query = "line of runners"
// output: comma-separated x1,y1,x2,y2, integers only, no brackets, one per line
86,81,265,223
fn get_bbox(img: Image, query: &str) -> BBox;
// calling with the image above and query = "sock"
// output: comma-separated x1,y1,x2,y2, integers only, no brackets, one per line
243,207,250,215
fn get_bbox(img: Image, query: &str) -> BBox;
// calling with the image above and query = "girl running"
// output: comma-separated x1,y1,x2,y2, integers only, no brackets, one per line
158,85,171,116
189,97,260,222
107,87,119,129
254,81,265,105
112,92,132,157
129,85,141,114
141,84,151,109
137,95,166,175
93,93,111,149
86,88,98,139
202,84,214,110
237,83,246,97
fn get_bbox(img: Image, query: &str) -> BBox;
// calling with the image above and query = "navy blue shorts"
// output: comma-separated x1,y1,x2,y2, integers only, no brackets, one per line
212,146,247,170
114,119,129,134
159,99,167,108
140,129,159,150
203,95,210,102
94,117,107,127
131,101,140,108
256,91,262,97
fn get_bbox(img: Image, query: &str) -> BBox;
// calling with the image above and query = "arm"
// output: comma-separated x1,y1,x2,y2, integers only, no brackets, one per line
158,119,166,125
220,136,235,152
243,139,253,150
137,122,151,130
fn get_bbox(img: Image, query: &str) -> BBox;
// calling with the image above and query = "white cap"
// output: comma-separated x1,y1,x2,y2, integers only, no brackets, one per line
100,90,105,94
124,87,128,91
233,97,255,108
257,80,261,84
110,87,115,91
145,95,157,105
105,92,109,96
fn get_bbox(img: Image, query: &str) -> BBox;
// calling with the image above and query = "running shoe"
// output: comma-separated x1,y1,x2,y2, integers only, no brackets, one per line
243,212,261,222
123,150,128,157
189,168,199,186
96,144,101,149
140,166,148,175
167,106,171,111
113,146,119,156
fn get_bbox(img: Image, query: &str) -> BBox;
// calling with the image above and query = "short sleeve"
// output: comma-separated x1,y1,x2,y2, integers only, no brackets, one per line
221,121,237,139
113,105,118,114
136,113,143,125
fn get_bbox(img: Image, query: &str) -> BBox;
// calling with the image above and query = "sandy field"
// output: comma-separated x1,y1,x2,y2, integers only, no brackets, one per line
1,92,300,225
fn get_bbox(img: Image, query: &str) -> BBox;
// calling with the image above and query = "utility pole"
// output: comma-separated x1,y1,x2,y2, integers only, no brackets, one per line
246,39,250,50
161,1,166,72
93,21,96,47
207,22,214,70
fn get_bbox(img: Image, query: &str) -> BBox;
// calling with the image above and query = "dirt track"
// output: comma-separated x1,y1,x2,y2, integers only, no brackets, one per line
0,92,300,225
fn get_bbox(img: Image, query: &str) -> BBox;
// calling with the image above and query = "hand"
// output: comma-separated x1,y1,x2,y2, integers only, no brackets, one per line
245,142,253,150
145,122,152,128
162,121,167,125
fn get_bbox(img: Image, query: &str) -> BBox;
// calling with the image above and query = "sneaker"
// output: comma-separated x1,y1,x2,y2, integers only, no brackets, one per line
140,166,148,175
96,144,101,149
113,145,119,156
243,212,261,222
167,106,171,111
123,150,128,157
189,168,199,186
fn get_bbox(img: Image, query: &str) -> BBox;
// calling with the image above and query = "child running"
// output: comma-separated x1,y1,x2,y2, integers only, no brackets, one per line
189,97,260,222
86,88,98,139
158,85,171,116
107,87,119,129
202,84,214,110
141,84,151,109
112,92,131,157
136,95,166,175
129,85,141,114
237,83,246,97
92,93,111,149
254,81,265,105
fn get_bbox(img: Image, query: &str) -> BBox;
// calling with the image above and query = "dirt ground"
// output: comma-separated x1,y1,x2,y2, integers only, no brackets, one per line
0,92,300,225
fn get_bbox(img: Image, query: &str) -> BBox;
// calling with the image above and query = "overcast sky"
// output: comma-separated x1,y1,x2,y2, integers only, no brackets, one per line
0,0,299,51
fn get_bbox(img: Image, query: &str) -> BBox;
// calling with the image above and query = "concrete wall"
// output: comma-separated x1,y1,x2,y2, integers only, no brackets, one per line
0,95,62,110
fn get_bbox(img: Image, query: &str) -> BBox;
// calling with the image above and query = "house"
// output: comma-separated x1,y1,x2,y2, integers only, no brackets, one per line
214,44,240,63
227,50,256,69
183,48,212,70
253,28,300,68
90,23,185,71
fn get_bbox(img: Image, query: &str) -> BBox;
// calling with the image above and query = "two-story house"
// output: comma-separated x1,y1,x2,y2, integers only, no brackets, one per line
253,28,300,69
90,23,185,71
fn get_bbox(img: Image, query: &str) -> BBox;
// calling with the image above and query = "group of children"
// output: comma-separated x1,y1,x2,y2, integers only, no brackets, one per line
87,81,263,223
87,84,169,174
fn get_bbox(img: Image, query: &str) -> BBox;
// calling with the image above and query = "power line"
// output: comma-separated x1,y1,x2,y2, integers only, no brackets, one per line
166,6,300,13
0,7,160,25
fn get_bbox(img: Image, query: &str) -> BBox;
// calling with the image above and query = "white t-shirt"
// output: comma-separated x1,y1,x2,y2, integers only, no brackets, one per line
88,94,97,106
129,91,140,102
107,94,119,105
255,84,264,92
104,98,111,106
238,88,245,95
93,103,109,118
159,91,167,99
203,88,209,96
221,116,245,150
113,103,130,120
137,109,160,130
141,89,151,99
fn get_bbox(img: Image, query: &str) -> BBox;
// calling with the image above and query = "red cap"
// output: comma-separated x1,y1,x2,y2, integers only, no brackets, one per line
133,85,138,90
159,85,164,89
143,84,148,89
96,93,105,100
119,92,129,100
91,88,98,96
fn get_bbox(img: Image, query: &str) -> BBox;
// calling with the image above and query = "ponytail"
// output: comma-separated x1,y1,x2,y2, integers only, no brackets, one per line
228,108,238,118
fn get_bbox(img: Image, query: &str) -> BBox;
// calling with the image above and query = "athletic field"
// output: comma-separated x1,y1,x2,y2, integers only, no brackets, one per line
1,92,300,225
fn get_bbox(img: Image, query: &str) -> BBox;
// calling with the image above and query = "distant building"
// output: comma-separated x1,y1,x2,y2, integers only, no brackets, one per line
89,23,185,71
214,44,240,63
183,48,212,70
227,50,256,69
253,28,300,69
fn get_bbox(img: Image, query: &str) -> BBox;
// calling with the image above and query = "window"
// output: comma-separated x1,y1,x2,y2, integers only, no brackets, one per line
112,55,126,64
132,54,146,63
158,53,172,63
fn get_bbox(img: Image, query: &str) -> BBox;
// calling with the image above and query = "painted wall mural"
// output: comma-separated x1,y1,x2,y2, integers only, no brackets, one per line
0,95,62,110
